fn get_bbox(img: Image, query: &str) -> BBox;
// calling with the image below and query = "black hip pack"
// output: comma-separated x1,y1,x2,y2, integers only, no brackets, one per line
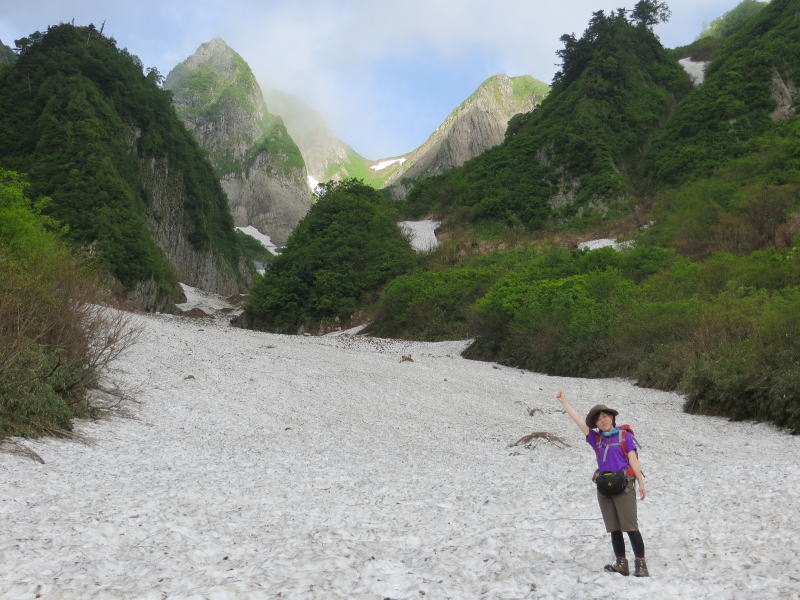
595,470,628,496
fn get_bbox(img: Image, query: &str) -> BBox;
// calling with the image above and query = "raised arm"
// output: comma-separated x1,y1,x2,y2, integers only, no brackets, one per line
556,390,590,437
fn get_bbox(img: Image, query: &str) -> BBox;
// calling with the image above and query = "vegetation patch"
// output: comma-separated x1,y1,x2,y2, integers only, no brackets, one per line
0,24,247,305
0,170,136,443
243,179,415,333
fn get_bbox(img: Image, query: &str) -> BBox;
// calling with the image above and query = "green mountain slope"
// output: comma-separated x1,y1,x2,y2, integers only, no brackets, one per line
0,25,249,309
362,2,800,432
263,88,369,185
643,0,800,187
166,39,311,246
405,8,690,229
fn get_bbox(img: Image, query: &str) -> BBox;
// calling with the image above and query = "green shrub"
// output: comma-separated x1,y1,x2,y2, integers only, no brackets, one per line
682,287,800,431
244,180,415,333
471,268,638,375
369,267,502,340
0,170,134,440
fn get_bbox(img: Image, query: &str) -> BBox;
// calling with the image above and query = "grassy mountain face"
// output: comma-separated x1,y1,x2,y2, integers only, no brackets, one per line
0,25,248,308
643,0,800,188
166,39,303,177
404,8,690,230
382,74,550,199
166,39,311,246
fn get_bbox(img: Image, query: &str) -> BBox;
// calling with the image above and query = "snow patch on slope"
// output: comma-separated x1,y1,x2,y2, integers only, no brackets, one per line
370,157,406,171
398,220,440,252
578,238,634,251
679,57,709,86
235,225,279,255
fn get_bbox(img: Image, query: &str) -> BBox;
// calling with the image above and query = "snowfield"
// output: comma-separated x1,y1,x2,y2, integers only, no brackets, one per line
398,220,441,252
1,307,799,599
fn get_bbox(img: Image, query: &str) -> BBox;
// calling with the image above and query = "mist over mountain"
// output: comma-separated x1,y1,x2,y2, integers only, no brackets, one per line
165,39,311,247
263,89,364,185
265,73,549,198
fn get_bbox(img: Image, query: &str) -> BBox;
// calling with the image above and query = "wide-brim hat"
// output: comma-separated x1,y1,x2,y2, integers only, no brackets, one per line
585,404,619,428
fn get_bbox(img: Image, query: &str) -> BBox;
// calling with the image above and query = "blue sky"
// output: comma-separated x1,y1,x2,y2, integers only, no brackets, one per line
0,0,746,158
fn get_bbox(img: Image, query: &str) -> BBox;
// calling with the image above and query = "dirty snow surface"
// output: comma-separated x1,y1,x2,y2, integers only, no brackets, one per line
398,220,440,252
678,57,709,86
2,310,799,600
234,226,279,256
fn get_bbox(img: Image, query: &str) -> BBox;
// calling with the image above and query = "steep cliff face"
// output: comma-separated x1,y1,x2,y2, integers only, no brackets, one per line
166,39,311,246
221,151,309,246
383,75,549,199
139,154,251,298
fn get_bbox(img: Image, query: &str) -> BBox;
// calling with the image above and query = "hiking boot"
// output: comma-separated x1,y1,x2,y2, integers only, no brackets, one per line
604,556,629,576
634,557,649,577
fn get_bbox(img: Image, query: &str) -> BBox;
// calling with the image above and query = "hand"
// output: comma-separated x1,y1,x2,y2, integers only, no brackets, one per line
639,485,647,500
556,390,565,402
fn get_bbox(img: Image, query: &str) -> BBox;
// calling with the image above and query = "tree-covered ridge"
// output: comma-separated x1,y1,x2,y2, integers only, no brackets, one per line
697,0,767,41
405,2,690,230
165,39,305,179
243,180,415,333
0,24,246,306
643,0,800,187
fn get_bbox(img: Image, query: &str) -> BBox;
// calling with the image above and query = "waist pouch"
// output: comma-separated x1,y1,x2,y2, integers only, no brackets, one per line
594,470,627,496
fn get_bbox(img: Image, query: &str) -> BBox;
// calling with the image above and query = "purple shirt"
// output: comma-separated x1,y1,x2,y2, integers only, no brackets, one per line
586,429,637,472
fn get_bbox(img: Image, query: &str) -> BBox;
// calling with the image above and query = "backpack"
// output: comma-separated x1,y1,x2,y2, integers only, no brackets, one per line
594,424,640,478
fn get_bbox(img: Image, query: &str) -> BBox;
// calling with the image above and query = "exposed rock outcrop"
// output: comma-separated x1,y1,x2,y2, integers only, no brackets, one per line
166,39,311,246
770,67,797,121
139,154,252,297
382,74,548,199
221,151,309,246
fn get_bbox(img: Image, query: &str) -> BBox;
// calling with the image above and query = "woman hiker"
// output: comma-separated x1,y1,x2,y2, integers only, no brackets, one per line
556,390,650,577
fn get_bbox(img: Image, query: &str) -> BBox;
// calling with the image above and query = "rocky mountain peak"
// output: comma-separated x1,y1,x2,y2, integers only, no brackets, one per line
166,40,311,247
382,73,549,198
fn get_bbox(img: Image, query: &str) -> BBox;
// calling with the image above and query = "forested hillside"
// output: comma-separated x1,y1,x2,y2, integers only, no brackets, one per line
404,2,690,230
359,0,800,432
243,179,415,333
0,25,250,309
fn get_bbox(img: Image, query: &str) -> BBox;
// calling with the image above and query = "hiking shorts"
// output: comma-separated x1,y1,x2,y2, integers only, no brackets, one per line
597,477,638,532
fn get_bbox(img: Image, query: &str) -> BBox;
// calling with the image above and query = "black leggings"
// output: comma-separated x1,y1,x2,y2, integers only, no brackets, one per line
610,530,645,558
